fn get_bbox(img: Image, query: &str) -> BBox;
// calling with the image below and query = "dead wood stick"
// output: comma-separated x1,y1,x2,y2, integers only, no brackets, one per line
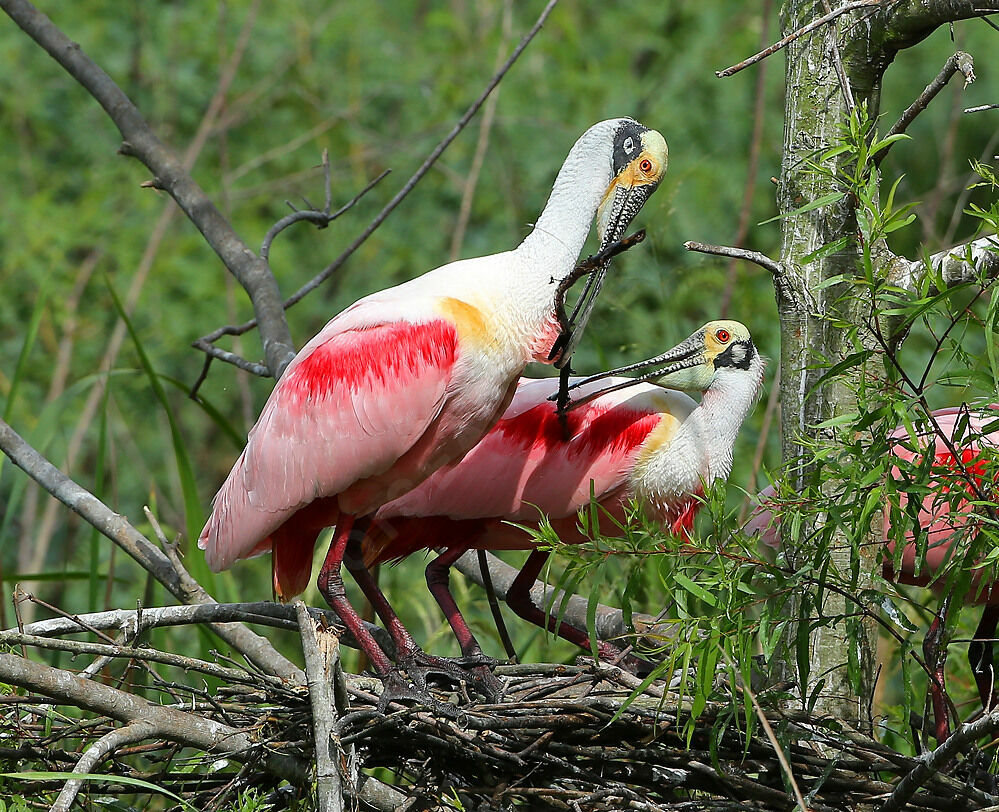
51,721,159,812
296,600,347,812
0,418,303,683
0,651,310,784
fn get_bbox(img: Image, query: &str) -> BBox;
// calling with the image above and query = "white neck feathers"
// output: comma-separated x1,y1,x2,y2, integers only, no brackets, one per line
516,120,618,270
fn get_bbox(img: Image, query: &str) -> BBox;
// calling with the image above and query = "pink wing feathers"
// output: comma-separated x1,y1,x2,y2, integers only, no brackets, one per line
367,379,663,564
749,406,999,598
199,309,461,573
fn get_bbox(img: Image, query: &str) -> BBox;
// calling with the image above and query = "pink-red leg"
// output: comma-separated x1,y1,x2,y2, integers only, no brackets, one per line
316,513,394,675
343,527,501,703
342,518,420,660
506,550,627,663
970,604,999,713
425,545,485,659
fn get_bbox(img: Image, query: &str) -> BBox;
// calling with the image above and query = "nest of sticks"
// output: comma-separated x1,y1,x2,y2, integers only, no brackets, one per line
3,600,999,812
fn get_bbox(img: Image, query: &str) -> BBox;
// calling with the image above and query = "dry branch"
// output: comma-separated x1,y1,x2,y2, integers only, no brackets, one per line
295,600,347,812
0,418,303,683
890,234,999,293
876,51,976,166
0,0,296,377
715,0,882,78
199,0,562,352
0,652,310,785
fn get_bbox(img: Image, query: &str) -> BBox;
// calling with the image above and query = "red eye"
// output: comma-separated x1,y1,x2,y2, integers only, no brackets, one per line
716,329,730,342
639,158,654,174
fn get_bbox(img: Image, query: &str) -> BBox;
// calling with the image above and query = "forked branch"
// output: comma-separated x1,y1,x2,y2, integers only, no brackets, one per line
0,0,296,377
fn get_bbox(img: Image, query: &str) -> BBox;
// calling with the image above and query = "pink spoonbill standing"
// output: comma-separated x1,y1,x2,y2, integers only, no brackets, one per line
747,405,999,739
362,321,765,663
199,118,668,697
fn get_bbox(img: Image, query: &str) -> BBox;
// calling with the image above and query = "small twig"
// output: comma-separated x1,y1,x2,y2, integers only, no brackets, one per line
965,103,999,114
199,0,562,353
259,162,390,262
550,229,647,418
876,51,975,167
684,240,782,275
477,549,518,662
295,600,346,812
282,0,559,312
716,0,882,78
51,720,159,812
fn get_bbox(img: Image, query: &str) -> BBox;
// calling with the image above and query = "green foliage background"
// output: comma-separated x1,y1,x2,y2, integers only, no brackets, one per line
2,0,998,681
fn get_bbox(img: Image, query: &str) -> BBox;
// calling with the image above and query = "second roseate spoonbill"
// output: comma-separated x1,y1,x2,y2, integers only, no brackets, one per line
361,321,764,664
746,405,999,739
199,118,668,696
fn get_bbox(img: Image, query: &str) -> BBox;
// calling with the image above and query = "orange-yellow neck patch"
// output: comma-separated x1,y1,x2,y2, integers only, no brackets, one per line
438,296,491,347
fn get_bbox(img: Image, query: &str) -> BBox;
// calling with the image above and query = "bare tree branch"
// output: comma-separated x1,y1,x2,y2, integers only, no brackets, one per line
684,240,783,275
716,0,882,78
0,418,303,683
51,721,158,812
0,651,310,784
875,51,975,166
0,0,296,376
201,0,562,346
296,600,346,812
889,234,999,292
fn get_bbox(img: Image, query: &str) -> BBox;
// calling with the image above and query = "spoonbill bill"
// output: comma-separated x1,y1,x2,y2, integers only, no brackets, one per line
747,405,999,739
362,321,765,664
199,118,668,694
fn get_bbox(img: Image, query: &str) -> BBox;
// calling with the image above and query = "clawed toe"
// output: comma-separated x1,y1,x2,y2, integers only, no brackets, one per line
375,669,464,718
404,650,505,702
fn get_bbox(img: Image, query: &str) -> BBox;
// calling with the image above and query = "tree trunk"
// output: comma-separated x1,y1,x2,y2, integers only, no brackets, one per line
776,0,888,728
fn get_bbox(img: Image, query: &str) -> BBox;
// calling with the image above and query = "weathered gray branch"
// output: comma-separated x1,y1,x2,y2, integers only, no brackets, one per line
877,51,975,165
2,601,393,667
52,721,158,812
0,651,310,785
716,0,881,78
889,234,999,293
0,0,296,377
0,418,304,683
296,600,347,812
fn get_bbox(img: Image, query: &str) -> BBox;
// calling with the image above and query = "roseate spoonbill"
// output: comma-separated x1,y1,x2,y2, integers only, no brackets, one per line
362,321,764,664
746,405,999,739
199,118,668,695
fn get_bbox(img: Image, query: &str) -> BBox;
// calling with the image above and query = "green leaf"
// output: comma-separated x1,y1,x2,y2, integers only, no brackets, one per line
758,191,847,225
0,772,196,811
673,571,716,607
